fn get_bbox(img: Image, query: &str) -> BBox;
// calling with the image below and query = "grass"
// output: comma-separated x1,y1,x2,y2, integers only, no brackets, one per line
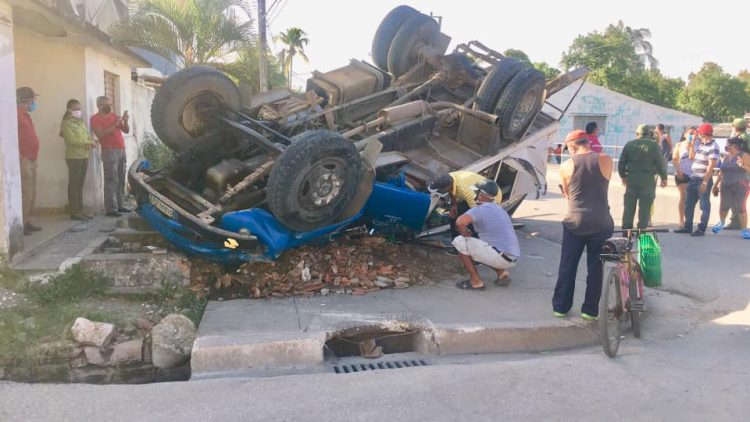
0,264,208,371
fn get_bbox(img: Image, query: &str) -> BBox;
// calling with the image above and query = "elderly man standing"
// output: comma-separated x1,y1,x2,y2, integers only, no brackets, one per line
553,130,614,320
16,87,42,235
675,123,720,236
453,180,519,290
91,96,130,217
618,124,668,229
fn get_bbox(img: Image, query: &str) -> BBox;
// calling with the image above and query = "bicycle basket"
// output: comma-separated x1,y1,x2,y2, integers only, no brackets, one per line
601,237,628,262
638,233,662,287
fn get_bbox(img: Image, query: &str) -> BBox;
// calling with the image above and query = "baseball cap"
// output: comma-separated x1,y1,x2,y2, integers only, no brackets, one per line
471,179,499,198
16,86,38,101
732,118,747,130
565,129,588,144
636,124,652,136
697,123,713,135
428,173,453,193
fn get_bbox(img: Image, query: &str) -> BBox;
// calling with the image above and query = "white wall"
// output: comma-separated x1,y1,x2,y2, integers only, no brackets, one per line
131,81,156,147
13,27,87,210
547,82,703,157
0,1,24,260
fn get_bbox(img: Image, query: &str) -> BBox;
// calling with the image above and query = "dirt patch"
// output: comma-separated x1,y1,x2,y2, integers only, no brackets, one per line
201,236,463,300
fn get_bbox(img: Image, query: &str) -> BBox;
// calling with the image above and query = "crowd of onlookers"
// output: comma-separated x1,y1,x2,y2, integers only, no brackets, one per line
552,120,749,320
16,86,132,235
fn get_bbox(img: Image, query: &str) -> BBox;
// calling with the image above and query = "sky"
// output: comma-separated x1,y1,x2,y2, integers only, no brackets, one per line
266,0,748,88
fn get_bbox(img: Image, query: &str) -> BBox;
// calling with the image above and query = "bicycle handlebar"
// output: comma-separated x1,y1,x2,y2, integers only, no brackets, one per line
612,228,670,235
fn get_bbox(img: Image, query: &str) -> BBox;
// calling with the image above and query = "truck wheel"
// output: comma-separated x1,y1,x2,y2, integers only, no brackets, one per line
151,66,241,153
267,130,364,232
371,5,419,71
495,67,545,143
386,13,440,78
473,59,524,113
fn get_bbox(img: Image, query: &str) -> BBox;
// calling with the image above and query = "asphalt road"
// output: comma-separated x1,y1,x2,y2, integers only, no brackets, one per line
1,166,748,421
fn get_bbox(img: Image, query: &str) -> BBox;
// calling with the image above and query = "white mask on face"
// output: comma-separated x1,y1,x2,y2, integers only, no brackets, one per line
71,110,82,119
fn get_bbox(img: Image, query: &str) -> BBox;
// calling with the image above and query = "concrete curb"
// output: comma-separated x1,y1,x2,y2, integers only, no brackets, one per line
190,317,597,379
431,319,597,355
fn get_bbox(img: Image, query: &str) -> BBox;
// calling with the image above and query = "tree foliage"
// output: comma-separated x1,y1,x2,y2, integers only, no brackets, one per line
677,63,750,122
113,0,256,67
503,48,560,79
275,27,310,90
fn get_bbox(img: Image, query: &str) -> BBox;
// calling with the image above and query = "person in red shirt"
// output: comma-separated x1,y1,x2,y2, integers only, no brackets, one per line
585,121,603,153
90,96,130,216
16,87,42,235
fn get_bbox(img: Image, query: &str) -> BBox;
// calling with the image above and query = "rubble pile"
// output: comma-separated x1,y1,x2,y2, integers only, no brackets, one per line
217,236,434,298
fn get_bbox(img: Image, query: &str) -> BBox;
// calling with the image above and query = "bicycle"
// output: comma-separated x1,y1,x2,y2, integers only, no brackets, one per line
598,228,667,357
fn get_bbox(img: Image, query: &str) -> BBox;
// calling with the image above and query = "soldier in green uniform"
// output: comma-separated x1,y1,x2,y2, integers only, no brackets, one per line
618,124,668,229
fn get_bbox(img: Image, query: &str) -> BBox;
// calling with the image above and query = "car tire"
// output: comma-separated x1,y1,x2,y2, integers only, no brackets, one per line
386,13,440,78
371,5,419,71
151,66,241,153
494,67,545,143
266,130,364,232
473,58,524,113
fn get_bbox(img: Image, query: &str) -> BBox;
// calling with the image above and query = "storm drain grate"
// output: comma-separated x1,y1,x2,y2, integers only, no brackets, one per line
332,359,429,374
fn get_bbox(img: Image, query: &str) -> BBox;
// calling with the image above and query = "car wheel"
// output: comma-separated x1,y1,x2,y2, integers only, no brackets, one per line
371,5,419,71
495,67,545,143
151,66,241,153
473,58,524,113
266,130,364,232
386,13,440,78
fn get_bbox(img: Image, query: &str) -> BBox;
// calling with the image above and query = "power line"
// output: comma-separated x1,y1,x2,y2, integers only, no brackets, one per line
267,0,281,14
267,0,288,26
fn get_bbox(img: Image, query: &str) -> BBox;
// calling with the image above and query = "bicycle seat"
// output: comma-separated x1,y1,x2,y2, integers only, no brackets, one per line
601,237,629,261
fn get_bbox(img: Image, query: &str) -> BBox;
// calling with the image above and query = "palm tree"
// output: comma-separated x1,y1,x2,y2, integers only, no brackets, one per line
616,21,659,71
275,27,309,90
112,0,255,68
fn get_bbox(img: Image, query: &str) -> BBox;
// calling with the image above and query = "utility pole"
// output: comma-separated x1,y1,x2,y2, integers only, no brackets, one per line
257,0,268,92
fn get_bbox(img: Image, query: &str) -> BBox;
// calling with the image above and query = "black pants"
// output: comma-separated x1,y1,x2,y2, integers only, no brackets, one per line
66,158,88,216
552,226,613,317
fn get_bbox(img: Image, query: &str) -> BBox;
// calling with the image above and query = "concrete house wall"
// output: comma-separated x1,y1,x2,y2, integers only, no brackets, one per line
548,82,703,157
0,0,23,260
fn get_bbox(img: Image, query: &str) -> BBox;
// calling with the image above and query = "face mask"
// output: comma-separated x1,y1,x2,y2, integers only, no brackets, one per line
687,134,694,141
71,110,82,119
28,101,37,112
101,106,112,114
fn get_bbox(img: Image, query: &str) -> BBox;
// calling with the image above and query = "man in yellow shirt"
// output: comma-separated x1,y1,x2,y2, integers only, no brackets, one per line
428,171,502,250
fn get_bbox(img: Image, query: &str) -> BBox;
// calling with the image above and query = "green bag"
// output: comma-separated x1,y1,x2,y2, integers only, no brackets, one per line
638,233,662,287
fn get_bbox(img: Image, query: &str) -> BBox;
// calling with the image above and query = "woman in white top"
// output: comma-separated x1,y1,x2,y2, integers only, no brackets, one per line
673,127,697,227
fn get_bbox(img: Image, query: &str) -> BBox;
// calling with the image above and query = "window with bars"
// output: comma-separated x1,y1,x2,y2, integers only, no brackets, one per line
572,115,607,134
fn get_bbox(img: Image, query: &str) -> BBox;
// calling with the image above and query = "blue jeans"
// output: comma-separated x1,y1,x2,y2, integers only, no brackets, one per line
552,226,613,317
684,177,713,232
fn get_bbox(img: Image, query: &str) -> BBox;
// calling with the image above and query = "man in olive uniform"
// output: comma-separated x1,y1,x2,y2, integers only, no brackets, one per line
618,124,668,229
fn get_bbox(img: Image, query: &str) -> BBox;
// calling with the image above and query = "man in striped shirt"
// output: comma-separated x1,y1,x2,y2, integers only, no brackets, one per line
675,123,720,236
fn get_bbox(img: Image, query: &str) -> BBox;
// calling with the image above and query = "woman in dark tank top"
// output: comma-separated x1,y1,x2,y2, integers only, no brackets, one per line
553,130,615,320
563,153,614,235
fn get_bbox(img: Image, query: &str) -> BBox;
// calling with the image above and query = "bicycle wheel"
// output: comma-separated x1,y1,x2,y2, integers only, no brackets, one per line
599,264,622,357
629,265,644,338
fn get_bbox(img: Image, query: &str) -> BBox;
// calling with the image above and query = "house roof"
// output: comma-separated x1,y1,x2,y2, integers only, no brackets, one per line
9,0,150,67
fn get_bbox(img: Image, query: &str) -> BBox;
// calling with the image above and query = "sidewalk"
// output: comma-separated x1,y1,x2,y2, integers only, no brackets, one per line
192,233,597,378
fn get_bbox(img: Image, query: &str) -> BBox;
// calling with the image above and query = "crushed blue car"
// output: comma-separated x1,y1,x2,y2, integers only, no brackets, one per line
128,5,586,265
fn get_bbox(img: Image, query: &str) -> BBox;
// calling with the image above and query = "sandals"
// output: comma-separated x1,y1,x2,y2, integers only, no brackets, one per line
494,275,511,287
456,279,485,290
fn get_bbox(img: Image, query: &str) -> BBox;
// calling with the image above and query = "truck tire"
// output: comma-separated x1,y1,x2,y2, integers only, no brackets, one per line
151,66,241,153
386,13,440,78
473,59,524,113
267,130,364,232
371,5,419,71
494,67,545,143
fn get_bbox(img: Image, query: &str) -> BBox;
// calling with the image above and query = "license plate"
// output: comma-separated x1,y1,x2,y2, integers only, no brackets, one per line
149,194,177,220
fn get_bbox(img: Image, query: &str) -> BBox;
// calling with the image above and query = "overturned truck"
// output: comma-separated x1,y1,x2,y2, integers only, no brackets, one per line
129,5,588,264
